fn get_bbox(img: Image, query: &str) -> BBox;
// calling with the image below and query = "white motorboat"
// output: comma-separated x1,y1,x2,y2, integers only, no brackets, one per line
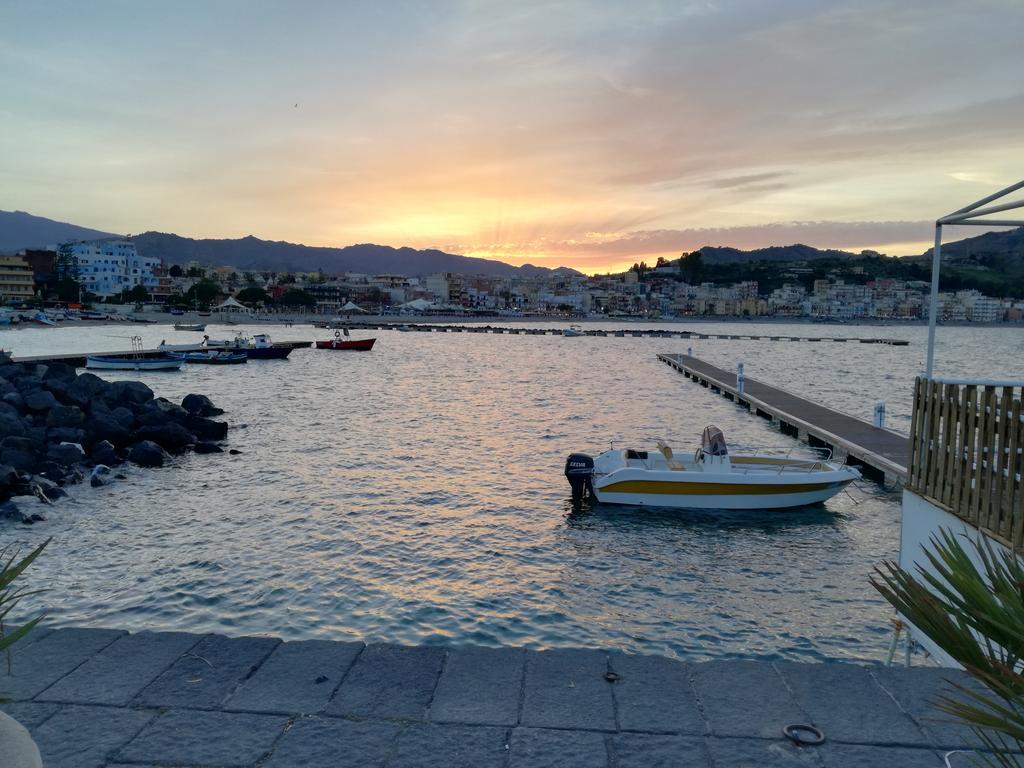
563,325,585,337
174,323,206,332
565,426,859,511
86,352,184,371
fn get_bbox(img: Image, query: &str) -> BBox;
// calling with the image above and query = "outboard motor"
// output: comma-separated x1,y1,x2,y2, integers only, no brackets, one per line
564,453,595,501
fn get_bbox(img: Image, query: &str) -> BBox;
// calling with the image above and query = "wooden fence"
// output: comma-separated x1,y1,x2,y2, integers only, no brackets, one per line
908,378,1024,552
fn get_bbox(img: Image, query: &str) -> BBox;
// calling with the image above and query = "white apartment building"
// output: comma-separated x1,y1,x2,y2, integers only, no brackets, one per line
58,240,161,296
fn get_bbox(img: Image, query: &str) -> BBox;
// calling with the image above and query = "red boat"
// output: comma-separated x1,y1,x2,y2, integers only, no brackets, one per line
316,330,376,351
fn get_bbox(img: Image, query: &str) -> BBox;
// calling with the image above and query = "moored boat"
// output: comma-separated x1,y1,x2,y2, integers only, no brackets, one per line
315,329,376,351
232,333,293,359
563,325,585,337
565,425,859,510
174,323,206,332
183,350,247,365
86,352,184,371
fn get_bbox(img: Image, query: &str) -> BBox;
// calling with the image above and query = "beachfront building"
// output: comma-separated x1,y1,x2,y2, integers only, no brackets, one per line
0,254,35,302
57,239,161,297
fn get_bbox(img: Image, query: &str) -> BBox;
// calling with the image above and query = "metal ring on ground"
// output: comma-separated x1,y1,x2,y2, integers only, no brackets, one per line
782,724,825,746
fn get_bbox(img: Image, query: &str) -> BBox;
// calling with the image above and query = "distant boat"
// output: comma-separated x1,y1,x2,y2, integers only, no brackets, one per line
169,308,185,316
184,350,247,365
33,312,57,327
315,329,376,351
232,333,292,359
174,323,206,332
563,325,585,337
86,352,184,371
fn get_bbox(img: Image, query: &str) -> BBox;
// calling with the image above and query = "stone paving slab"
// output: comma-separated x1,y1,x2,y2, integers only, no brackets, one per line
134,632,279,709
115,708,290,766
609,652,705,735
0,626,996,767
326,643,446,720
521,648,617,731
30,704,155,768
1,627,124,700
225,637,364,715
38,630,201,706
428,645,524,726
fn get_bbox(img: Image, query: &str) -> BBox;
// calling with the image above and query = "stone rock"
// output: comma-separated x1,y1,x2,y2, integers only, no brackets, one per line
2,392,25,412
47,427,86,446
110,406,135,428
46,405,86,429
88,440,122,467
0,412,27,439
23,390,57,413
193,441,223,454
86,415,132,448
42,362,77,383
1,436,35,452
107,380,153,406
184,415,228,441
30,475,67,501
0,463,18,490
135,423,196,452
229,449,243,455
43,377,72,404
14,375,45,395
35,460,71,483
0,500,23,521
0,378,16,398
1,449,36,473
90,464,113,487
182,393,223,417
0,401,23,420
67,373,108,407
46,442,86,467
128,440,168,468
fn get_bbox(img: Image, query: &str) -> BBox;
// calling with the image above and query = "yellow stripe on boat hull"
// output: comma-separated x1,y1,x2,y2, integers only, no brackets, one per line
598,480,842,496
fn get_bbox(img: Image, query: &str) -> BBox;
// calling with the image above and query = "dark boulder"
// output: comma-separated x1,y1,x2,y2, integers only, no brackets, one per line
128,440,169,468
0,500,23,521
0,436,35,453
43,377,72,403
86,415,132,448
183,414,228,441
137,399,188,426
42,362,77,383
67,373,109,407
1,449,36,473
181,394,223,417
110,407,135,428
88,440,122,467
136,423,196,452
15,376,45,395
24,390,57,413
90,465,113,487
2,392,25,412
0,401,23,420
46,404,86,429
46,442,86,467
107,380,153,406
0,378,16,398
48,427,87,446
30,475,67,501
193,441,223,454
0,463,18,491
0,413,28,440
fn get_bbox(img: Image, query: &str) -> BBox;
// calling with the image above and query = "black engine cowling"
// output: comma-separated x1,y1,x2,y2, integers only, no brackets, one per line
564,453,594,501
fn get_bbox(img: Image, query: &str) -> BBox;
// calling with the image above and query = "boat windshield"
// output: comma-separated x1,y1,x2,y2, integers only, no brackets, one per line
701,425,728,456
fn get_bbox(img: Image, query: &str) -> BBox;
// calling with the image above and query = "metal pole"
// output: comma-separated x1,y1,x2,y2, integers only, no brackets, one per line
925,223,942,380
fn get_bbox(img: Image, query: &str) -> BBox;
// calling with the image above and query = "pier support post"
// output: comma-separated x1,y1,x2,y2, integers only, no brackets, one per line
873,400,886,429
737,362,745,395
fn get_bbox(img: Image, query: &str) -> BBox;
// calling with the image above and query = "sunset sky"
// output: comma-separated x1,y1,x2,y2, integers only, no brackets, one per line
2,0,1022,273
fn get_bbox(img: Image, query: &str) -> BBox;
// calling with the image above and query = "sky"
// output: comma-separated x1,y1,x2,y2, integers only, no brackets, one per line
2,0,1022,274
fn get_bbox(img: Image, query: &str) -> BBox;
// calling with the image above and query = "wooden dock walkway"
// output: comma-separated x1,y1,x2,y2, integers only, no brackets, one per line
658,353,909,483
13,340,312,367
330,321,910,345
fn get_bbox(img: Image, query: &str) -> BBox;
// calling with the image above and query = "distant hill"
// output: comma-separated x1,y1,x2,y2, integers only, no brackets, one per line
919,225,1024,264
0,211,581,277
0,210,118,252
696,243,856,264
129,232,581,278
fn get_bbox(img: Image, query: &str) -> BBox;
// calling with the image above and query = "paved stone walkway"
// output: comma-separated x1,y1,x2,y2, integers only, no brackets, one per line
0,626,978,767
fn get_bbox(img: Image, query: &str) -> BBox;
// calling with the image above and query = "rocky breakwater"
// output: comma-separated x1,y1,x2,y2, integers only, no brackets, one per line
0,352,229,524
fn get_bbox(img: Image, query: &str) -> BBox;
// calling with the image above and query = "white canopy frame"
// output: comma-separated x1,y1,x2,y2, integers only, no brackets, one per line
925,179,1024,378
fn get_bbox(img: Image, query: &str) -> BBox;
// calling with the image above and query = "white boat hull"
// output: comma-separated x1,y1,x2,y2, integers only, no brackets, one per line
86,357,183,371
592,479,852,510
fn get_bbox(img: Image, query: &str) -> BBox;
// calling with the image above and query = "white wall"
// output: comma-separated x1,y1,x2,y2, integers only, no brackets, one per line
899,489,1020,667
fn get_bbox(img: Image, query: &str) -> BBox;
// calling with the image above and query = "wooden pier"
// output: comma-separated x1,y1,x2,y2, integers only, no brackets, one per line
658,353,909,484
329,321,910,345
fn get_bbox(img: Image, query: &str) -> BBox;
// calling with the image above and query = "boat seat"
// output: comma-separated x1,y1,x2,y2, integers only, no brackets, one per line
656,441,687,471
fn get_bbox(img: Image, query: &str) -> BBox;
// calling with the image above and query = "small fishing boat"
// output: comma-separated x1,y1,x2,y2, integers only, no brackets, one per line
565,425,859,510
563,325,585,337
315,329,376,351
183,349,247,365
174,323,206,332
88,335,184,370
233,333,292,359
169,308,185,316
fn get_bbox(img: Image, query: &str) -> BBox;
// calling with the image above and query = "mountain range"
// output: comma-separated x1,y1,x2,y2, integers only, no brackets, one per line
2,209,1023,275
0,210,580,278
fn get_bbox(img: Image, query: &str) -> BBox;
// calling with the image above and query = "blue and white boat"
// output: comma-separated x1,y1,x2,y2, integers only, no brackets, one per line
86,352,184,371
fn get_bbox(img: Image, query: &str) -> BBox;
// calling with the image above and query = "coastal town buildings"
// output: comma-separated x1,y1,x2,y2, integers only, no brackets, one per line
0,254,35,302
56,239,161,297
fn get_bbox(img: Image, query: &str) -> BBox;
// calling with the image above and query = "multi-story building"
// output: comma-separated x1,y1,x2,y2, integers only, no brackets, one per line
0,255,35,302
55,240,161,297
